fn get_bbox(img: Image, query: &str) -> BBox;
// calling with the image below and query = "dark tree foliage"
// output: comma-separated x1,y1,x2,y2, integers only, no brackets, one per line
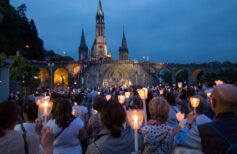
0,1,45,60
204,68,237,83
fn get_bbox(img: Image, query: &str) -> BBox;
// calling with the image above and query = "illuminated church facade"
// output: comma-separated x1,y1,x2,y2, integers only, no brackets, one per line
78,0,128,62
33,0,234,89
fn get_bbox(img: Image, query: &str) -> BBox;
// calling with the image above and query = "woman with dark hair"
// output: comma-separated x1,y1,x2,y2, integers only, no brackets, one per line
87,95,106,142
177,95,211,129
0,100,40,154
72,93,88,124
14,102,38,134
166,91,181,128
86,99,143,154
46,98,87,154
175,95,212,149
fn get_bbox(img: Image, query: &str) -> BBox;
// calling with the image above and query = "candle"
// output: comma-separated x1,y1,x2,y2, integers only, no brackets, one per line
137,88,148,126
37,97,53,126
190,97,200,113
126,109,143,153
137,88,148,100
176,112,185,122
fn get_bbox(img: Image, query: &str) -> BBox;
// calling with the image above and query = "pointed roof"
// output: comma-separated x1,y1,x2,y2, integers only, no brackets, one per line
79,28,87,48
121,30,128,49
97,0,103,16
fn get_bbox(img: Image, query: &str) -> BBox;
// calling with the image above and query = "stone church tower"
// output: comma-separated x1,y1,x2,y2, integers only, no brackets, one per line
78,28,88,61
119,31,129,61
91,0,111,61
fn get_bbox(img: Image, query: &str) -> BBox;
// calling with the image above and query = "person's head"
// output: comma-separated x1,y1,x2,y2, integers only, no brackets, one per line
211,84,237,114
166,91,176,106
130,95,143,109
101,99,126,138
23,102,38,122
73,93,84,105
54,98,73,128
148,96,170,123
186,88,195,99
93,95,106,112
0,100,20,137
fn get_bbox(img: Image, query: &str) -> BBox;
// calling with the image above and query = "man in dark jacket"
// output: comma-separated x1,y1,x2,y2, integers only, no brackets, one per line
197,84,237,153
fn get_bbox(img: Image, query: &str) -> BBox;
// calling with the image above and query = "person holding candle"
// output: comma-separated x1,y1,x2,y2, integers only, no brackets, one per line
86,99,143,154
175,95,211,148
175,84,237,154
141,96,175,154
46,98,87,154
166,91,181,128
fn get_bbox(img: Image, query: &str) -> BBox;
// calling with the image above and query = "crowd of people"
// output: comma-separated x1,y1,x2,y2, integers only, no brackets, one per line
1,82,237,154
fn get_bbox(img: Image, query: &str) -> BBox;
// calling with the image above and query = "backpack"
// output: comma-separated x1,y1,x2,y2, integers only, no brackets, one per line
208,122,237,154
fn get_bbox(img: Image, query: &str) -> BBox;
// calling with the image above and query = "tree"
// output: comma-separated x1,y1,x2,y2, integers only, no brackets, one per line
0,2,45,60
9,55,40,89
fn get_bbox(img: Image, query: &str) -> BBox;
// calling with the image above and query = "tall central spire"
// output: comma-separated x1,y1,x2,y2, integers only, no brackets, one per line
97,0,103,16
91,0,110,61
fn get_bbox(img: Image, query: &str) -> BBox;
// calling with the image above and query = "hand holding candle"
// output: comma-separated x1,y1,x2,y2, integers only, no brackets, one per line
127,109,144,153
137,88,148,125
37,97,53,125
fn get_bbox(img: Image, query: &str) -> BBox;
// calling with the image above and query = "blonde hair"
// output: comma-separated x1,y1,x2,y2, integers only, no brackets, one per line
149,96,170,123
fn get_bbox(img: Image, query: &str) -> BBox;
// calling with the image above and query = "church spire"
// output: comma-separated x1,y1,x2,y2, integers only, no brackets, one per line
97,0,103,16
119,30,129,61
121,30,128,49
80,28,87,48
78,28,88,61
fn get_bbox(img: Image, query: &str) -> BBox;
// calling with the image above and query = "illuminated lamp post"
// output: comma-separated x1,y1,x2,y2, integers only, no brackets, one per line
48,62,54,90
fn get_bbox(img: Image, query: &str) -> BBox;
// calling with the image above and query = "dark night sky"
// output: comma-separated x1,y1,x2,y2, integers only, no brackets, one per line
11,0,237,63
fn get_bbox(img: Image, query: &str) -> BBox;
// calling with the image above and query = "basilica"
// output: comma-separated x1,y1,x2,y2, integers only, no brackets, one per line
78,0,128,62
31,0,233,89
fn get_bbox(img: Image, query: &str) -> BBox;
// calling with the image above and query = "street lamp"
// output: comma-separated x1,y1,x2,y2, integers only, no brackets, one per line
142,56,149,62
48,62,54,90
